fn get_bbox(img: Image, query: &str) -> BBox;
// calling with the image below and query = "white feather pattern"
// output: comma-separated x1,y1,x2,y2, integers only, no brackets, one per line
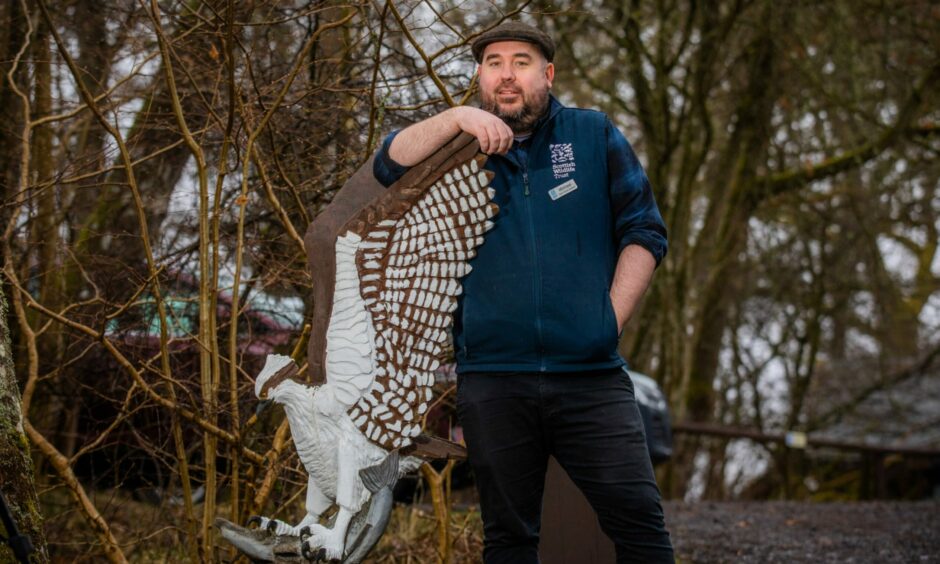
323,232,378,410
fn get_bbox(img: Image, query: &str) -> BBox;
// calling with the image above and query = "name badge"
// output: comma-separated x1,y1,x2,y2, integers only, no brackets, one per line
548,179,578,201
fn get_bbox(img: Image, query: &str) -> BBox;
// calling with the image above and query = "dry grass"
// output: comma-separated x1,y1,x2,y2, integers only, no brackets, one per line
38,486,484,562
364,504,484,563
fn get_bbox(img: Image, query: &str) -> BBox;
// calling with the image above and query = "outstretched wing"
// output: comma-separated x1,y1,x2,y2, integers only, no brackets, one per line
335,152,497,450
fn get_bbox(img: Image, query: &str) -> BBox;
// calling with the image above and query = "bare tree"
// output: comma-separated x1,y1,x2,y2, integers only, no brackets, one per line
2,0,936,559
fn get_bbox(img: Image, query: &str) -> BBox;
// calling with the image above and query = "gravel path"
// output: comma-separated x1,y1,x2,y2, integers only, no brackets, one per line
664,501,940,563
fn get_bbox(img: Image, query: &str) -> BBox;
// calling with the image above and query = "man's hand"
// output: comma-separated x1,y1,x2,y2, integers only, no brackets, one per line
451,106,514,155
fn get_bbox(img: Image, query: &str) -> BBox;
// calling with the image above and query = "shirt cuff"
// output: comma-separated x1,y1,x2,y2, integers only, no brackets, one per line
617,232,667,267
373,130,409,187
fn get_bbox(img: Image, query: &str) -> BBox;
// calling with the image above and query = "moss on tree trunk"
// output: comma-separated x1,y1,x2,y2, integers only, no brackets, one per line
0,286,47,563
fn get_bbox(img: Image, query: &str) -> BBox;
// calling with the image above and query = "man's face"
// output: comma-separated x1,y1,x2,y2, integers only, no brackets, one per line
478,40,555,134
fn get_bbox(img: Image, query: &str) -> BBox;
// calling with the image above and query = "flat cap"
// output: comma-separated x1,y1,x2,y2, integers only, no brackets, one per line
471,21,555,63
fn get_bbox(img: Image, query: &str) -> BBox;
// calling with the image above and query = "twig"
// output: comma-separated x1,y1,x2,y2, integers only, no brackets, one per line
25,421,128,563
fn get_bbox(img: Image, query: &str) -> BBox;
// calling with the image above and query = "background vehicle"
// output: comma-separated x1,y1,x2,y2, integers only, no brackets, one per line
628,370,674,465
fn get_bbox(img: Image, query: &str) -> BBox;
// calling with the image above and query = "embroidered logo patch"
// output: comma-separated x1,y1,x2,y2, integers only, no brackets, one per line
550,143,576,179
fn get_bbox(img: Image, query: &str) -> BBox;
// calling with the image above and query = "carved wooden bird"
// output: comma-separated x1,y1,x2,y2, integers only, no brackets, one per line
248,134,496,562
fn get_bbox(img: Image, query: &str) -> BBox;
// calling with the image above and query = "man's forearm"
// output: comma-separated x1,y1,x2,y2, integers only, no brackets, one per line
388,106,514,166
609,244,657,332
388,109,463,166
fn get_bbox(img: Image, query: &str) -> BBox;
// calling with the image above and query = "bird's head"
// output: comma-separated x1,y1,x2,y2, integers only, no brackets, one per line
254,354,300,405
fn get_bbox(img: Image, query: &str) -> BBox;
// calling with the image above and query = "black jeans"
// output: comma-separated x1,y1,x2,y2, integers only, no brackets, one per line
456,369,674,564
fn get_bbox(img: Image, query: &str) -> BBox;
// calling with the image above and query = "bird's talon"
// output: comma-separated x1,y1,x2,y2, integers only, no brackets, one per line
246,515,263,528
266,519,279,533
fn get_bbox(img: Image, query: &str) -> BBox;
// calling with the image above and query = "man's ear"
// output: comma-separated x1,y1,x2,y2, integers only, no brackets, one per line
545,62,555,88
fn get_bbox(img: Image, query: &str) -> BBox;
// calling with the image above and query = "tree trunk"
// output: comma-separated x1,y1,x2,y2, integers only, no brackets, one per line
0,286,48,563
0,0,27,239
70,8,215,284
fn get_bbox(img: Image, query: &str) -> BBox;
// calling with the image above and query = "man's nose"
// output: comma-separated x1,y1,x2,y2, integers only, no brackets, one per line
499,65,515,81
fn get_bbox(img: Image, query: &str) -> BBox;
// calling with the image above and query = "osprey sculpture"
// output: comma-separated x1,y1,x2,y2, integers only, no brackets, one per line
218,134,496,562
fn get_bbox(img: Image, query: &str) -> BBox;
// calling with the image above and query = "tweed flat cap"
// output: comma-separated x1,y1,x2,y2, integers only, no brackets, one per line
471,21,555,63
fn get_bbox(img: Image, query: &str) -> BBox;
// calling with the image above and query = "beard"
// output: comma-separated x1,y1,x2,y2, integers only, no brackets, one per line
481,83,550,134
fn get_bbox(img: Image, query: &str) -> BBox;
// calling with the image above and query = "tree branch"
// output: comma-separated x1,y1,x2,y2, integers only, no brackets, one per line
387,1,456,107
26,420,128,563
808,341,940,432
755,61,940,203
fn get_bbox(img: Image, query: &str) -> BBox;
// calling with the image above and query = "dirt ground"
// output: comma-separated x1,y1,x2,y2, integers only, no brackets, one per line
32,487,939,562
664,500,940,563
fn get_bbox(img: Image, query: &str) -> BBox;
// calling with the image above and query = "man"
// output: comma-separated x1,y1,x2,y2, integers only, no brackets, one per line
373,21,674,563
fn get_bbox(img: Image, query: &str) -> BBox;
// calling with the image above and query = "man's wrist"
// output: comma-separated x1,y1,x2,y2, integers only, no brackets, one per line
447,106,468,134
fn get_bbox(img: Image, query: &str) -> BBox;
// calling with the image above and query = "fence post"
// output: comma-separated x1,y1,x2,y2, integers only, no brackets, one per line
539,456,615,563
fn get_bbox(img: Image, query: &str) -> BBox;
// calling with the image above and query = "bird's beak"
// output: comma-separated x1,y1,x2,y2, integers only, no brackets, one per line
255,399,273,417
